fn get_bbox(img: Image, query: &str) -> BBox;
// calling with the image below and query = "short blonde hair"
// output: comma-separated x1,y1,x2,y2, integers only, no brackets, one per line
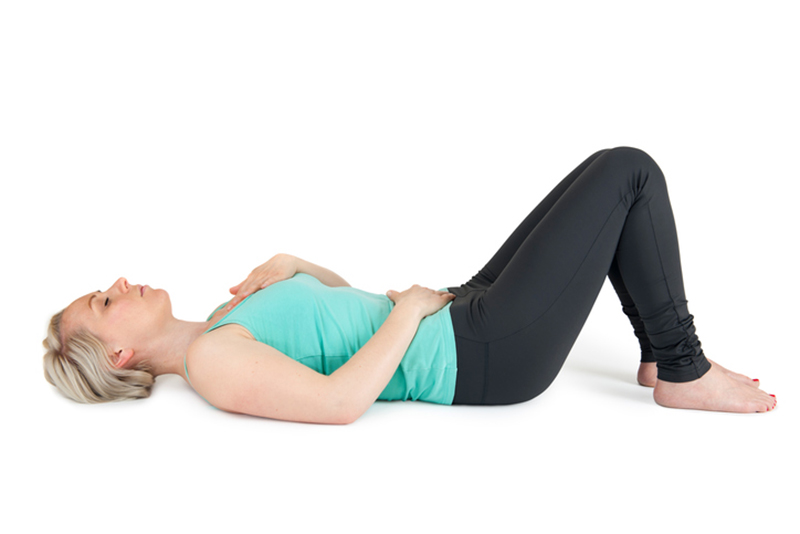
43,310,154,403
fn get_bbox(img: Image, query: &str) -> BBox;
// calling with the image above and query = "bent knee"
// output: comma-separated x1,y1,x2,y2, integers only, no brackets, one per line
605,146,659,169
600,146,666,190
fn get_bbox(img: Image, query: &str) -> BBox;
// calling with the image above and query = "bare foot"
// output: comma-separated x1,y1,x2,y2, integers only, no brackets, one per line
653,363,776,413
637,359,760,389
637,362,657,388
707,359,760,388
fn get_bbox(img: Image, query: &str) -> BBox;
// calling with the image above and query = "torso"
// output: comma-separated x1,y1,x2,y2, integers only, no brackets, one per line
186,274,458,405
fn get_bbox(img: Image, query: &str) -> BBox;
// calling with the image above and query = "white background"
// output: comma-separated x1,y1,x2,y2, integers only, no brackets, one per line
2,1,797,532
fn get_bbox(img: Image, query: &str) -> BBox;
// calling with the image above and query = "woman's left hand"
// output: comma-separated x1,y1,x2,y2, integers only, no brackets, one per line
226,253,298,311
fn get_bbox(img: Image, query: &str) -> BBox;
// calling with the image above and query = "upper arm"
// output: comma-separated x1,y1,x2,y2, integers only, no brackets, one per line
186,326,354,424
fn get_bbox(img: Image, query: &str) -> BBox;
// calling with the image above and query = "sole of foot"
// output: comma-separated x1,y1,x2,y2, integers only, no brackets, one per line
653,363,776,413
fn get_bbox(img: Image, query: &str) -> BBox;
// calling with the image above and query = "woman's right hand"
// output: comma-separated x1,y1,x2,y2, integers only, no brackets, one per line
385,285,456,319
226,253,299,311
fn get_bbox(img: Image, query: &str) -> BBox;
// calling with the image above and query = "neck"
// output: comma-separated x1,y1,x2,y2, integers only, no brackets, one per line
143,318,213,377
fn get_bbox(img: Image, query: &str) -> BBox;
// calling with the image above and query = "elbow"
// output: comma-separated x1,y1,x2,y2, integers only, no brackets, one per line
322,406,358,425
343,406,369,424
332,412,359,425
332,402,364,425
328,390,365,425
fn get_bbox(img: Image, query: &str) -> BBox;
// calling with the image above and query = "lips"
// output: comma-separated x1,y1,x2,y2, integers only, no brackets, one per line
140,285,145,296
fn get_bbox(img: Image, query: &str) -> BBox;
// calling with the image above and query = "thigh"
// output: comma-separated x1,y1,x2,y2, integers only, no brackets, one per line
452,204,629,404
450,148,650,403
451,148,610,293
461,150,638,339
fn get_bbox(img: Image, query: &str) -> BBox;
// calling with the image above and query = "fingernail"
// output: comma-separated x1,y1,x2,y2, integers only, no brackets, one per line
753,378,759,382
769,394,775,397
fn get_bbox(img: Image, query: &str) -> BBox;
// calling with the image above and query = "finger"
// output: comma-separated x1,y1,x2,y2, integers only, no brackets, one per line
229,281,244,295
230,283,249,301
260,275,279,289
226,292,245,310
226,287,252,311
234,276,259,293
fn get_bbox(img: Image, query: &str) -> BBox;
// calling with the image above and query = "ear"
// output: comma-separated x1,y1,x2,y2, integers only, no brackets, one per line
113,348,135,369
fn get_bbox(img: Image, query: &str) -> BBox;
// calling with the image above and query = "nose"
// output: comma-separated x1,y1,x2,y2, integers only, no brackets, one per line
109,277,130,294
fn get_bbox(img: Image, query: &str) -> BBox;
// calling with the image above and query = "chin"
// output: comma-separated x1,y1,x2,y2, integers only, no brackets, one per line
152,287,173,311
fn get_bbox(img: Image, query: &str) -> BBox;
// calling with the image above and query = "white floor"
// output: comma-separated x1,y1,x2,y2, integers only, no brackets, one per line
3,2,797,533
9,281,795,533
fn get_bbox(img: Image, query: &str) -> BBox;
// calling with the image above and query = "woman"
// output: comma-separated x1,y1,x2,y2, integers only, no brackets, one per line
43,147,777,423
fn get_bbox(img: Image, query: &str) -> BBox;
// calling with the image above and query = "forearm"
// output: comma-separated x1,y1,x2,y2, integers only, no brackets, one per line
295,257,351,287
328,303,422,422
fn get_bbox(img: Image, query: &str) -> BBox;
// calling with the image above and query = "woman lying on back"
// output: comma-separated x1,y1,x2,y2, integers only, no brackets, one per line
43,147,776,423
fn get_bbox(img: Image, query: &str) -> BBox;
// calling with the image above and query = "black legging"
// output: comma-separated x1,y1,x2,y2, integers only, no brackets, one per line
447,146,711,405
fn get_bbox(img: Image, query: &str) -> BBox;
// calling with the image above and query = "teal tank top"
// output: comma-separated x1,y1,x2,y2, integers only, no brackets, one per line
193,273,458,405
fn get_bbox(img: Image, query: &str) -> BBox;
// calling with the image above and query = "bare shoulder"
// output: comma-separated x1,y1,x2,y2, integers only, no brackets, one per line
185,324,251,382
185,324,348,424
189,323,255,354
185,324,263,394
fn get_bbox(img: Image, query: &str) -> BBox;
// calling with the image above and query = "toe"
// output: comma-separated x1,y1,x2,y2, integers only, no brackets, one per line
768,394,777,411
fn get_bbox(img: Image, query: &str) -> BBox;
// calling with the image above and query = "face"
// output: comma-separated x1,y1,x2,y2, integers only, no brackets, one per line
61,277,172,366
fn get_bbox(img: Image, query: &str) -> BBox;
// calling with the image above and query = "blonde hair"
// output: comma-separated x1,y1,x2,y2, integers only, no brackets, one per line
43,310,155,403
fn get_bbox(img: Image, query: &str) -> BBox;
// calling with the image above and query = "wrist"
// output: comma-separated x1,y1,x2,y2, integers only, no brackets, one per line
291,255,307,273
390,300,426,322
